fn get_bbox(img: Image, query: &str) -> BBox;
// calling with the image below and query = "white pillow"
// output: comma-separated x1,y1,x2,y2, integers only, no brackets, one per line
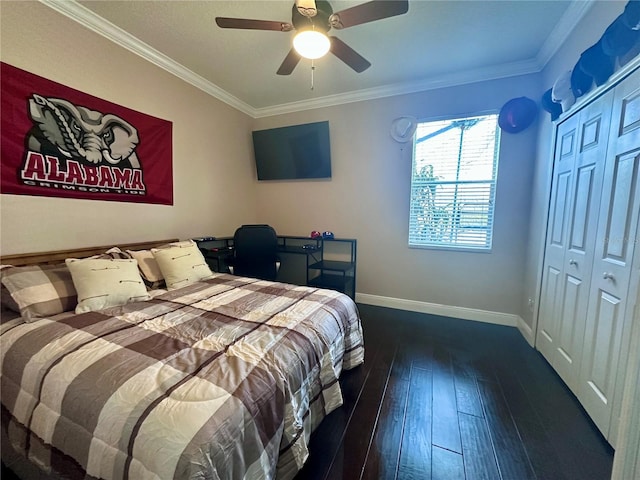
151,240,214,289
66,258,151,313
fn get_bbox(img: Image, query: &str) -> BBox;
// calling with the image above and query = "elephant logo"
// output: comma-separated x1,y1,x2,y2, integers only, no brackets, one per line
20,94,146,195
27,94,140,167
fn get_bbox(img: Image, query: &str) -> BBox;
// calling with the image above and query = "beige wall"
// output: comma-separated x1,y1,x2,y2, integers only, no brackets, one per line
253,74,541,316
0,1,257,254
2,1,627,323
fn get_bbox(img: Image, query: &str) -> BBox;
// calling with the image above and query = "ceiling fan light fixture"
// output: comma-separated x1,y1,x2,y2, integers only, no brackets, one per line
293,30,330,59
295,0,317,18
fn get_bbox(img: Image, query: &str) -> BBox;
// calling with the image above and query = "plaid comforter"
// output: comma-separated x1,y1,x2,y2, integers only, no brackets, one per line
0,274,364,480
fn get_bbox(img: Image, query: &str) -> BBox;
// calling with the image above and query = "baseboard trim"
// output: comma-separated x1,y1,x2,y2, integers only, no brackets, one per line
356,293,521,328
517,317,536,347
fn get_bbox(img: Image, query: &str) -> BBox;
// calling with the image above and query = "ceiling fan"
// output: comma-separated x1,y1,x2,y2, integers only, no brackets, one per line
215,0,409,75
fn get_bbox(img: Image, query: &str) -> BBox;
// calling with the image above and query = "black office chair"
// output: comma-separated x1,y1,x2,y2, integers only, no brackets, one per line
227,225,280,280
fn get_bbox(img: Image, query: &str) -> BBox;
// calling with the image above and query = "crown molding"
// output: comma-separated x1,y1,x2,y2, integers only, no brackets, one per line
39,0,258,118
536,0,595,67
253,58,541,117
40,0,589,119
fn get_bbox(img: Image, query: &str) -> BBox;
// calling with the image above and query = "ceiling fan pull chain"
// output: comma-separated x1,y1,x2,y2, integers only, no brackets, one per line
311,59,315,90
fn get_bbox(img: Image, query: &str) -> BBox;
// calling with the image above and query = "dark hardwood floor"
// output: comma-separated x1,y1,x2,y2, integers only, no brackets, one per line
294,304,614,480
2,304,614,480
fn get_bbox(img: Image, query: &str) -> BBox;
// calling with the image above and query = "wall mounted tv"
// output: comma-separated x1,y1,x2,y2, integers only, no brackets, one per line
252,121,331,181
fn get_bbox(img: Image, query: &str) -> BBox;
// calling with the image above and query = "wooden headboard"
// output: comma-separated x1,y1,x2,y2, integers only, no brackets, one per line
0,239,179,267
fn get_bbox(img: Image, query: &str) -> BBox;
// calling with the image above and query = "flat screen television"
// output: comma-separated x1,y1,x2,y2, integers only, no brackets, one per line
252,121,331,181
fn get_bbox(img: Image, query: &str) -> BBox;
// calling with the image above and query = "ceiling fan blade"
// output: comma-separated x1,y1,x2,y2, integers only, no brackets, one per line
330,0,409,29
277,49,302,75
330,37,371,73
215,17,293,32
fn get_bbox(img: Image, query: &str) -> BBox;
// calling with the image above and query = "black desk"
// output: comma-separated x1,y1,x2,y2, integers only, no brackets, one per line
194,239,234,274
194,235,357,299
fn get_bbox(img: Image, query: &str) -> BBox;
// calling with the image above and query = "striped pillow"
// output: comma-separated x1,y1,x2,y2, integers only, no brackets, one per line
126,249,165,288
0,264,77,321
1,285,20,312
92,246,133,260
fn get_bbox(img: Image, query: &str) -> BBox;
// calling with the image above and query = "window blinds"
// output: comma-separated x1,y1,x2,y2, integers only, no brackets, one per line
408,114,500,250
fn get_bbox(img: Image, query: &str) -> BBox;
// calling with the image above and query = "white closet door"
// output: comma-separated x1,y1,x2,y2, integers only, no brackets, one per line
579,69,640,440
537,92,613,392
536,114,578,364
553,94,612,391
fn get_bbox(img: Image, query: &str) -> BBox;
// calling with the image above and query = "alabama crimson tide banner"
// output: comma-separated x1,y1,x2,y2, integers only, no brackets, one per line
1,62,173,205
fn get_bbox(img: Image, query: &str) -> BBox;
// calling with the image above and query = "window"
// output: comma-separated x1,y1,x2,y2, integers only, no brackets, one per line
408,113,500,250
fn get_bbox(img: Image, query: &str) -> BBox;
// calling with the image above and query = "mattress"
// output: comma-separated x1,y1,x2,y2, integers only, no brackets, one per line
0,274,364,479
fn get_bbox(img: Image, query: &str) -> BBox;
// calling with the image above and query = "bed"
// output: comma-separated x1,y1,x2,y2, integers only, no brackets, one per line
0,239,364,480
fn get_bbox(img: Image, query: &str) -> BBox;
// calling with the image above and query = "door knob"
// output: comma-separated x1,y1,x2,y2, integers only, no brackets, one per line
569,259,577,266
603,272,615,280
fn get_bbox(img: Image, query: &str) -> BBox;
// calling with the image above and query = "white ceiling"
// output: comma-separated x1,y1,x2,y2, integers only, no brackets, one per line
44,0,594,117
